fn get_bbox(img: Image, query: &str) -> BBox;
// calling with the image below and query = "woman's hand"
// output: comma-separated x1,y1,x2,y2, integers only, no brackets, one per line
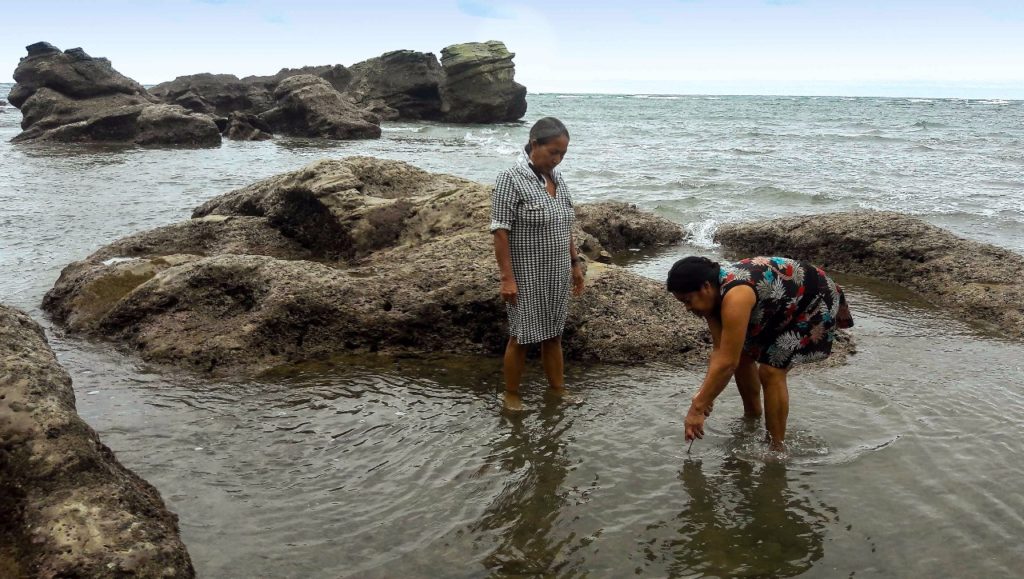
684,400,713,442
500,277,518,305
571,264,585,296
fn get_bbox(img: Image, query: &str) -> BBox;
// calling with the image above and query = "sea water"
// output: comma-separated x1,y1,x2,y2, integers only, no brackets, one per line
2,87,1023,577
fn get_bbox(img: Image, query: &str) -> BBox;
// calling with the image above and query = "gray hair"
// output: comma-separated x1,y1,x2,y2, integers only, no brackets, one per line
525,117,569,153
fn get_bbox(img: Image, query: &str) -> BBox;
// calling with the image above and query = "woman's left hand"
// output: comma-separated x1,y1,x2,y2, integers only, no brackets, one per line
572,265,585,296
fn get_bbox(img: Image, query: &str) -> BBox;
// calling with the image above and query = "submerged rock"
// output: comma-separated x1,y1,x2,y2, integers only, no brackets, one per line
0,304,194,577
44,157,705,376
715,211,1024,338
439,41,527,123
9,42,220,146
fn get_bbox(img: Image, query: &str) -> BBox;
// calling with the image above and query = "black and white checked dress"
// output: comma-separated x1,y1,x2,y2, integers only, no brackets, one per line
490,152,575,344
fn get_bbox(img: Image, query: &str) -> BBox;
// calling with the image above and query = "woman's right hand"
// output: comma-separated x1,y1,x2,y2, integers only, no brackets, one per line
500,278,518,305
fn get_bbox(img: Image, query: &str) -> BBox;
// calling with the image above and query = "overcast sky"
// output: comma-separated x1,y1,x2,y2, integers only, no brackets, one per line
2,0,1022,98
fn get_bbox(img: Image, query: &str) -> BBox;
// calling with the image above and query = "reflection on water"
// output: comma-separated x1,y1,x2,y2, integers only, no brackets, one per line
646,456,828,578
471,400,581,577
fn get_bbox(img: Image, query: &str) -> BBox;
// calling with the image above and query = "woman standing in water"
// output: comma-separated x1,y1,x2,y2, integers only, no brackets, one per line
490,117,585,409
667,256,854,449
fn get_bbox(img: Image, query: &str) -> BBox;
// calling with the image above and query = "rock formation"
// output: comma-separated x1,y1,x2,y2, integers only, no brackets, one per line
43,157,702,377
258,75,380,139
345,50,446,120
439,41,528,123
0,304,194,577
149,72,275,116
147,41,527,125
715,211,1024,338
8,42,220,146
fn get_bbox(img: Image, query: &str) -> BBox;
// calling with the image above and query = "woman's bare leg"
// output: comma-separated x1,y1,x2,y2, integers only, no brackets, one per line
759,363,790,450
539,336,564,390
503,336,528,391
734,354,763,417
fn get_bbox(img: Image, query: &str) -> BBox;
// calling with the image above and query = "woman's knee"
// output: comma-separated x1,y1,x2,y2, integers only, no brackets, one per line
758,364,788,388
541,336,562,347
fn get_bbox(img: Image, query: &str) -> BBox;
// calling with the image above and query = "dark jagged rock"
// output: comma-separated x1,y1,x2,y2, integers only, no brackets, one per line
44,157,709,376
9,42,220,146
258,75,380,140
224,111,273,140
439,41,527,123
149,73,274,116
346,50,445,120
715,211,1024,338
576,202,686,252
9,42,148,107
0,304,195,577
247,64,353,93
144,41,527,125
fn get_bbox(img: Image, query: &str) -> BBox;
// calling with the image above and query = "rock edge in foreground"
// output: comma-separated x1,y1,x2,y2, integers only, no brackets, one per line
0,304,194,578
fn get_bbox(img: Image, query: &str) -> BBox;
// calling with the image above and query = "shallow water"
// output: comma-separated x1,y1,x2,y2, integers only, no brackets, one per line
3,90,1024,577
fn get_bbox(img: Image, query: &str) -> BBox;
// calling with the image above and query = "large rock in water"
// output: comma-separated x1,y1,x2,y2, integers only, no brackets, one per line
259,75,381,139
148,72,275,115
43,157,705,376
9,42,220,146
346,50,445,120
145,42,527,124
715,211,1024,338
0,304,194,577
440,41,528,123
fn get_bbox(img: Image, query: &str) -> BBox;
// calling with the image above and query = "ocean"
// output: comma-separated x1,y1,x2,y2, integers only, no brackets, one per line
2,85,1024,577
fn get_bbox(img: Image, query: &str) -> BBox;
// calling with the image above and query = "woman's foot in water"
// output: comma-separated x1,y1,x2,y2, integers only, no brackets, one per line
502,390,525,412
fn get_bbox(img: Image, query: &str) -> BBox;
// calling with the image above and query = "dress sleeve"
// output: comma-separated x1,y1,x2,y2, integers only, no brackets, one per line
490,170,517,233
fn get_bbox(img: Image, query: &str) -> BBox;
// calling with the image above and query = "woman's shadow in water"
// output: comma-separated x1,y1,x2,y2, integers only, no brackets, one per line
643,448,832,578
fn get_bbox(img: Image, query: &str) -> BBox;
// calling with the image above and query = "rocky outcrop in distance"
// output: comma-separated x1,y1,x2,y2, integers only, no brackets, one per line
43,157,702,377
8,42,220,146
150,40,528,126
0,304,194,578
715,211,1024,338
440,41,528,123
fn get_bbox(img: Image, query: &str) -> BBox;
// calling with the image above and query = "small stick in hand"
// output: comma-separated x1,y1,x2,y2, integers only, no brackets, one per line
686,438,695,455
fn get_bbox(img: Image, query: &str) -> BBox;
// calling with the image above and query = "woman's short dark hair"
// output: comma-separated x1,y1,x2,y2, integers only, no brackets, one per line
525,117,569,153
666,256,721,293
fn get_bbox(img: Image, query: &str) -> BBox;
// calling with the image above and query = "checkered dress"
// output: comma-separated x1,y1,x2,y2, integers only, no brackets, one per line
490,151,575,344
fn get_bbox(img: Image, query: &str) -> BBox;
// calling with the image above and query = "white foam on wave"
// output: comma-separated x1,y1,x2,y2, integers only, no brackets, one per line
684,218,719,248
463,131,519,156
380,126,425,133
101,257,139,266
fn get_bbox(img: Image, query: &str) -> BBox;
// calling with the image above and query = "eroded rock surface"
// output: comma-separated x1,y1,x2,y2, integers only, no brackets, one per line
0,304,194,577
9,42,220,146
259,75,381,139
346,50,445,120
145,42,527,125
576,202,686,253
44,157,706,376
715,211,1024,337
440,41,527,123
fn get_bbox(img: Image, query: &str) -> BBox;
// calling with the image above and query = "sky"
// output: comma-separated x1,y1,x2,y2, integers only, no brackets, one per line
1,0,1022,98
